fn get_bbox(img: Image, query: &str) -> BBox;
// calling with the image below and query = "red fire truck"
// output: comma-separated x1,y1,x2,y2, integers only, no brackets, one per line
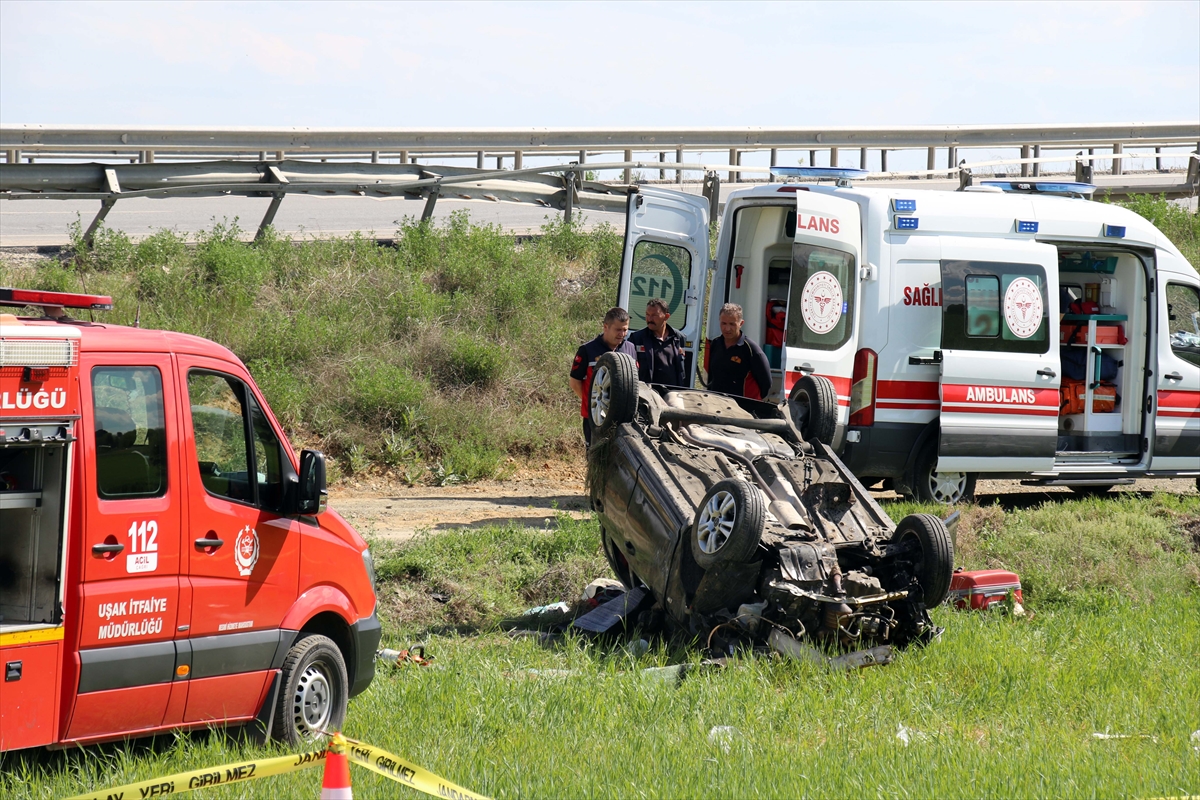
0,288,380,751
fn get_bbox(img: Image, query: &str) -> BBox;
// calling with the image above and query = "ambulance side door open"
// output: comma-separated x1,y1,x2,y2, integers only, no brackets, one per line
178,357,301,723
619,187,710,383
68,355,183,741
782,192,863,417
1152,278,1200,471
937,238,1061,472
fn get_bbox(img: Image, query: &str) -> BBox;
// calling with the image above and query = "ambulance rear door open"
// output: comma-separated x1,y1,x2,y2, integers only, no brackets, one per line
618,187,710,382
937,237,1061,472
780,191,863,421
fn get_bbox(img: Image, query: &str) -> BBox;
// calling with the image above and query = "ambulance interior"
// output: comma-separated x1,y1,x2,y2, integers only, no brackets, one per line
1052,247,1149,460
0,437,67,629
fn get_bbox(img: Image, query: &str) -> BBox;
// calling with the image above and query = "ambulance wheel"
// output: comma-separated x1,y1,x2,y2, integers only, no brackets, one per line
691,479,765,569
590,351,638,434
895,513,954,607
274,634,349,745
911,442,976,505
788,375,837,445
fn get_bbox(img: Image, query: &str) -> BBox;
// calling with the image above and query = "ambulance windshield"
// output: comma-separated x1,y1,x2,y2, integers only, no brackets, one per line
786,243,856,351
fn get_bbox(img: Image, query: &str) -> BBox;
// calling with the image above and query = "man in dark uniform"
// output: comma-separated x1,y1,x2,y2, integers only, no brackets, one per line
570,307,636,444
704,302,773,400
629,297,687,388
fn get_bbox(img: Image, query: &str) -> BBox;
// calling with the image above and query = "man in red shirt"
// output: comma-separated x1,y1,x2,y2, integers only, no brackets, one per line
704,303,773,400
570,307,636,444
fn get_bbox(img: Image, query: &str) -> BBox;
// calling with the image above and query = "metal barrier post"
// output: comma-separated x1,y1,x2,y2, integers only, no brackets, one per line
702,171,720,224
1020,145,1031,177
880,149,887,172
729,148,737,182
514,150,523,170
624,149,633,183
1112,143,1123,175
830,147,839,169
477,151,485,168
1155,147,1162,172
947,146,956,178
860,147,867,170
927,146,936,179
809,149,816,167
1032,145,1040,177
659,152,665,181
676,146,683,184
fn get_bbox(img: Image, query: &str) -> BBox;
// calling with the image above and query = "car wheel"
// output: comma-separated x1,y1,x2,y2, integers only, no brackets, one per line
690,478,765,569
788,374,837,445
911,441,976,505
590,352,638,434
895,513,954,607
272,634,348,746
1068,484,1114,497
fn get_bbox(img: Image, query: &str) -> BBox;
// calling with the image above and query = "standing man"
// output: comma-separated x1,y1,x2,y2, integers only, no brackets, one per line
629,298,688,388
570,307,636,444
704,302,773,400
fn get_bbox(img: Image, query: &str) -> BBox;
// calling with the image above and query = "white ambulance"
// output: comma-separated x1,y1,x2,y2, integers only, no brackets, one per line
616,171,1199,503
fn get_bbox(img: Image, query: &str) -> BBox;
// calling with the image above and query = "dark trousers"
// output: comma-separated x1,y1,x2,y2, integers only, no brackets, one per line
582,418,593,446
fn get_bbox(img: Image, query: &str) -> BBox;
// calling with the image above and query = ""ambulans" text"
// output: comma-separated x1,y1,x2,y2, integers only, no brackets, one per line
797,214,840,234
964,386,1038,404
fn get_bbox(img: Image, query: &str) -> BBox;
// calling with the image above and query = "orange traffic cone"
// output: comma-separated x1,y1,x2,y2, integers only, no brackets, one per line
321,735,353,800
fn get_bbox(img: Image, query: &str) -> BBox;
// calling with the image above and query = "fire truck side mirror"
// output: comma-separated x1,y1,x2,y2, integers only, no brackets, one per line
296,449,328,516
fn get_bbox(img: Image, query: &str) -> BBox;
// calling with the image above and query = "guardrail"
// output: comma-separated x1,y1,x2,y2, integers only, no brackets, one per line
4,122,1199,182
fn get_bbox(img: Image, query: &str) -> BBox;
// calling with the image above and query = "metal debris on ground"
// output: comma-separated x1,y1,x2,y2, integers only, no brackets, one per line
768,629,894,671
377,646,435,667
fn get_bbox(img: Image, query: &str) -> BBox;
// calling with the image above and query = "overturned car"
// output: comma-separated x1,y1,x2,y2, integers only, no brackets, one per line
585,352,954,652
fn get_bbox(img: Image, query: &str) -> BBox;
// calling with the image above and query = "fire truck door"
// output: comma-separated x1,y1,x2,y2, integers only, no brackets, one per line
620,187,710,383
178,360,300,721
937,238,1061,472
69,357,182,740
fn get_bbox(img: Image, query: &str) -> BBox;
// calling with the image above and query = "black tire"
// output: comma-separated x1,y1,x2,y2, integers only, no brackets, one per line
690,478,765,569
895,513,955,607
788,374,837,445
272,634,349,745
1068,485,1114,497
590,351,638,434
911,440,977,505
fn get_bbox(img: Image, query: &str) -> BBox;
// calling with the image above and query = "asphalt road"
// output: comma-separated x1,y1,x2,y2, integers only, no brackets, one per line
1,173,1191,247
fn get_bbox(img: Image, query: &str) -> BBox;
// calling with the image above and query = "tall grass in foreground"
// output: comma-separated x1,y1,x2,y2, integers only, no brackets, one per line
7,494,1195,798
0,213,622,482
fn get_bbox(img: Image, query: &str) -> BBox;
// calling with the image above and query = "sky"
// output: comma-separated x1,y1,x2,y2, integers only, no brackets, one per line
1,0,1197,128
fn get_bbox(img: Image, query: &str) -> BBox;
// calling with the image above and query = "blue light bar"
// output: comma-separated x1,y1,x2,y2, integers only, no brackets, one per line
770,166,870,181
895,217,919,230
892,198,917,213
979,180,1097,198
1016,220,1039,233
1104,224,1126,238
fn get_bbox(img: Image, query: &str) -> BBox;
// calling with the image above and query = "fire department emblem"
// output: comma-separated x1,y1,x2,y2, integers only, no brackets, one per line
1003,277,1043,339
800,271,844,334
234,526,260,576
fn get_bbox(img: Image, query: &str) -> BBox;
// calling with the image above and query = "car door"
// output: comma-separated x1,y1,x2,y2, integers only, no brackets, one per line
177,357,300,722
620,187,710,383
782,191,864,422
1151,278,1200,471
67,356,182,740
937,237,1061,472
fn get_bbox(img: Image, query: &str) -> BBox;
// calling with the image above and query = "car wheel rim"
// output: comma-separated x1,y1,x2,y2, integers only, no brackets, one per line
293,662,333,736
590,365,611,425
929,471,967,504
696,490,737,554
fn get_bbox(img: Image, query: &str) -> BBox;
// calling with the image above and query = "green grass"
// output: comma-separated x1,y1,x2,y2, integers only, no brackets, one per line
7,493,1198,798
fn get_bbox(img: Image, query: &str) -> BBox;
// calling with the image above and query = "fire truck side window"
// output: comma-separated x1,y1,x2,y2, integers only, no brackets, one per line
91,367,168,499
188,372,254,504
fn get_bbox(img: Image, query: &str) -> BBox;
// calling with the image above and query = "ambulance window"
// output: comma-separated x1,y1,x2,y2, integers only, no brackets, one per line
249,395,284,512
188,372,254,504
941,260,1049,354
1166,283,1200,367
629,241,692,331
786,243,856,351
92,367,167,499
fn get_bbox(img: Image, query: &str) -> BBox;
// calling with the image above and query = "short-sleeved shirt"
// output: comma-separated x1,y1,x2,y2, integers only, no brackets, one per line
570,334,637,419
629,325,687,387
704,334,773,400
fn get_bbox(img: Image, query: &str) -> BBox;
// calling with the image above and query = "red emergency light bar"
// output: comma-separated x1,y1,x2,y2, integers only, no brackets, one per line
0,287,113,310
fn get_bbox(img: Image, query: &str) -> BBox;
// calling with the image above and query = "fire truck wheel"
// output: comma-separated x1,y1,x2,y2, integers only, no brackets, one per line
590,352,639,434
911,441,976,505
691,478,765,569
788,375,837,445
895,513,954,607
274,634,349,745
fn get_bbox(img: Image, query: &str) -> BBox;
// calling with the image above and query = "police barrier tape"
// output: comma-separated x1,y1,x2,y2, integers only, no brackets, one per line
65,748,328,800
332,732,490,800
64,735,491,800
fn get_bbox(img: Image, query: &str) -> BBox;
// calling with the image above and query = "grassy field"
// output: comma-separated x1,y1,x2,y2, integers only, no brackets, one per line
1,196,1195,486
5,492,1198,798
